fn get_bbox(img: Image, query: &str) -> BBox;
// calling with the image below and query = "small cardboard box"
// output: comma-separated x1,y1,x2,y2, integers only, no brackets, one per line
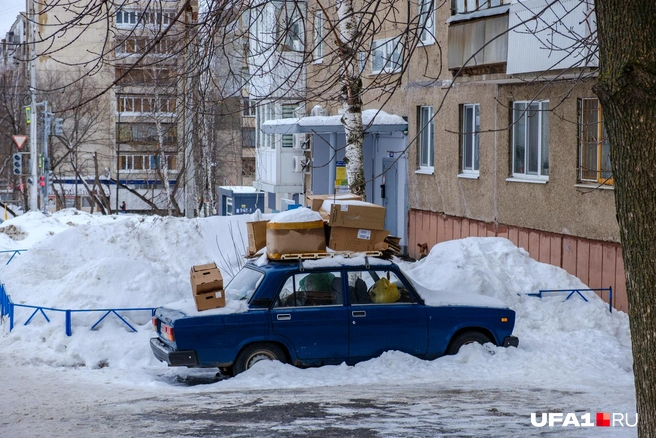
307,193,362,212
328,226,390,252
266,220,327,259
328,202,387,230
194,289,226,312
190,262,224,295
247,220,269,255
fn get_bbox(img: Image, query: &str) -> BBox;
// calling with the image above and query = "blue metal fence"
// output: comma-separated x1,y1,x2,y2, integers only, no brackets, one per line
0,249,28,265
527,287,613,313
1,284,155,336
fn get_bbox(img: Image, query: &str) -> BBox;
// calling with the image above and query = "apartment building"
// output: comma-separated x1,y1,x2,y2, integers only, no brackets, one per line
304,0,626,310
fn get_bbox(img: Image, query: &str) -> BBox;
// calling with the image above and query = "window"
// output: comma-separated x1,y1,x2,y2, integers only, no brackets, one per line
116,9,137,26
116,37,175,56
281,104,297,148
117,123,177,144
418,106,434,170
242,97,256,117
115,9,175,28
117,95,176,114
242,157,255,176
119,154,177,171
242,128,256,148
275,272,343,308
276,5,304,52
454,0,510,14
419,0,435,45
348,270,417,305
512,101,549,179
579,99,612,185
371,37,403,74
225,266,264,302
462,104,480,174
225,197,233,216
313,11,324,61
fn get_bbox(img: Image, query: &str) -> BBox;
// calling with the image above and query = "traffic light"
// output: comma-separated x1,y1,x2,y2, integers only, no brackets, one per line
39,175,45,187
53,118,64,136
12,153,22,175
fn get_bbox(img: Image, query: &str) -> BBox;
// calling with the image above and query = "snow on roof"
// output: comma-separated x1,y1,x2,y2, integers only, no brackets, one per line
262,109,407,134
219,186,260,194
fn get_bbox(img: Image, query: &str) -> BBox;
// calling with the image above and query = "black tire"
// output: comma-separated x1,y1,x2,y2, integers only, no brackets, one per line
445,331,492,355
232,343,288,375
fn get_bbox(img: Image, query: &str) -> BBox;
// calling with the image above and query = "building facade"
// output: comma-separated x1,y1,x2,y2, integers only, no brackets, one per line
304,0,625,310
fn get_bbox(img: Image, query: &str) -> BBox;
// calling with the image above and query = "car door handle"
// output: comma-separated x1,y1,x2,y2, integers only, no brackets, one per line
351,311,366,317
277,314,291,321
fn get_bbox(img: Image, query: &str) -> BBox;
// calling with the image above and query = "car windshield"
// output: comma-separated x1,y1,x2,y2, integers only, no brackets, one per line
224,266,264,302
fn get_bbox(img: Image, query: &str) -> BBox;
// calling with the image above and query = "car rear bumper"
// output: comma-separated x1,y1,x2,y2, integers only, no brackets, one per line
150,337,199,367
503,335,519,348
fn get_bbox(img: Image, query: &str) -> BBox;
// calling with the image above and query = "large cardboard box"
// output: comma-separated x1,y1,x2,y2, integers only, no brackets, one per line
194,289,226,312
190,262,224,295
247,220,269,255
307,193,362,212
328,226,390,252
327,201,386,230
266,220,326,259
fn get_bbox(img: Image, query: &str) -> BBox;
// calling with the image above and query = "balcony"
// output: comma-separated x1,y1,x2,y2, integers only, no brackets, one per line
447,5,510,76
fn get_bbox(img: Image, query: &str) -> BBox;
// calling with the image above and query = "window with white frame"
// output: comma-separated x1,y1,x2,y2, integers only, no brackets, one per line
419,0,435,45
512,101,550,178
281,104,297,148
120,154,177,171
116,9,175,28
454,0,510,14
313,11,324,61
418,106,434,170
462,104,480,174
116,37,175,56
243,97,256,117
117,95,176,114
579,98,612,185
276,5,304,52
371,37,403,74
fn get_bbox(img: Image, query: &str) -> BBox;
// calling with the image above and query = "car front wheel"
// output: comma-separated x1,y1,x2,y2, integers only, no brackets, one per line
233,343,288,375
445,331,492,355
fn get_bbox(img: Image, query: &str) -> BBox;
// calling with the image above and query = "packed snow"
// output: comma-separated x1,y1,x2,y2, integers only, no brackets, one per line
0,209,636,436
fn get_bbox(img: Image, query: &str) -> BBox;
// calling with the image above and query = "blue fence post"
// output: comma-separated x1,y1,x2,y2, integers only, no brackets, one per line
65,310,72,336
9,301,14,332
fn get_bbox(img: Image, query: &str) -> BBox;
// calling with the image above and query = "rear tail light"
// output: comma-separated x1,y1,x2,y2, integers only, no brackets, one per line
152,316,158,328
161,323,175,342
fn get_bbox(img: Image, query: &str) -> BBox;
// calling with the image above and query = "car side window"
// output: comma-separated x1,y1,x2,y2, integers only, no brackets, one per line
274,271,343,308
348,270,417,305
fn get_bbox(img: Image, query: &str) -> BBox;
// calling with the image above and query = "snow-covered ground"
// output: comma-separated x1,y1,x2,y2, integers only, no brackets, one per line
0,210,636,436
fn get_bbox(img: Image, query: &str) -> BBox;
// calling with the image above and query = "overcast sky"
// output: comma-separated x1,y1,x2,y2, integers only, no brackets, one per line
0,0,25,38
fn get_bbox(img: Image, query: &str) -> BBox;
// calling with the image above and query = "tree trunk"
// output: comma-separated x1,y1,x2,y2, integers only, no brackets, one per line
593,1,656,435
336,0,366,200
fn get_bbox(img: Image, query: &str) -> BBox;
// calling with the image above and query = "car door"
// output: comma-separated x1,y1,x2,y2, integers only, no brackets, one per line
270,271,349,363
347,269,428,359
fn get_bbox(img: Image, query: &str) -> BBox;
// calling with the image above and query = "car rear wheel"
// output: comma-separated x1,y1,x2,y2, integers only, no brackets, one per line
445,331,492,355
233,343,288,375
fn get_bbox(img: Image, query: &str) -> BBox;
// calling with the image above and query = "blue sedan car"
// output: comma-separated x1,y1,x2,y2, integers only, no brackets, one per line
150,257,518,376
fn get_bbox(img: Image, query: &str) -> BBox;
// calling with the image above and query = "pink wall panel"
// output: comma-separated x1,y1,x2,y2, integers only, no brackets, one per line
528,231,540,261
518,230,530,253
562,237,578,277
497,224,509,240
588,243,603,290
538,234,551,264
508,228,519,247
550,236,562,266
601,245,617,291
576,241,590,286
615,248,627,312
444,217,454,241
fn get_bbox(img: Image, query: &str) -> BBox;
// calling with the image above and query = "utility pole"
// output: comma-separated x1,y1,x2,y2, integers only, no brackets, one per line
28,0,38,212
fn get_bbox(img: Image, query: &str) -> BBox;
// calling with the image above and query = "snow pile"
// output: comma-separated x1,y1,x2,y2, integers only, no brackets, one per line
0,210,633,395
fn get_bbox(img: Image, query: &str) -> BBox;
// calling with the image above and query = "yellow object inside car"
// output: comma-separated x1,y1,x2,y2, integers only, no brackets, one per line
368,277,400,303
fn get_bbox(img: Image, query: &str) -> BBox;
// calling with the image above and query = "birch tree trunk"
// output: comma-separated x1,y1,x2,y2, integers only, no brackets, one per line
336,0,366,200
593,1,656,435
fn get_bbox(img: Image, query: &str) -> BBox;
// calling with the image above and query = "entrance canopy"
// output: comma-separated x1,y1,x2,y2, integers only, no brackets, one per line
261,109,407,134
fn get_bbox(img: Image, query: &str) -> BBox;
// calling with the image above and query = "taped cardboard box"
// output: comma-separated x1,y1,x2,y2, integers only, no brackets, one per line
194,289,226,312
266,220,327,259
307,193,362,212
328,226,390,252
247,220,269,255
190,262,224,295
328,201,386,230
